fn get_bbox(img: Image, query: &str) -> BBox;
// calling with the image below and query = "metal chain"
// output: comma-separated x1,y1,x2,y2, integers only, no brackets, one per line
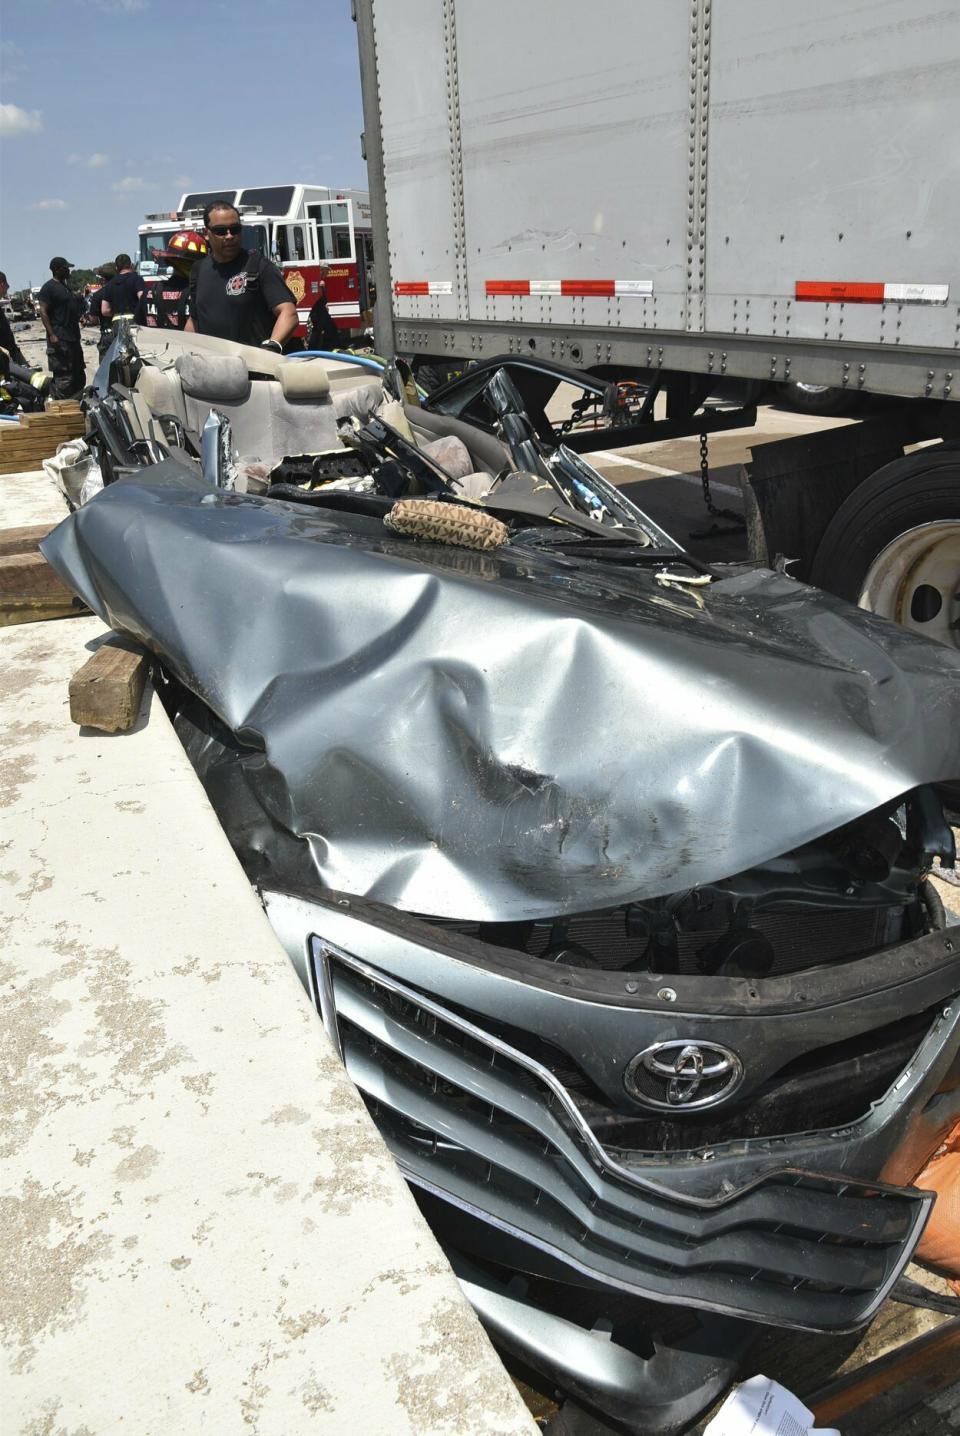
690,430,747,537
698,432,716,514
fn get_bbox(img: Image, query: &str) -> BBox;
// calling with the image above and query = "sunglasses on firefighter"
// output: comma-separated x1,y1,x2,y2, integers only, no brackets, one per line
208,223,242,236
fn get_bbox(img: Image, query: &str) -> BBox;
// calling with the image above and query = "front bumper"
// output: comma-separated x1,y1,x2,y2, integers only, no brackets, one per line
316,940,932,1332
263,887,960,1430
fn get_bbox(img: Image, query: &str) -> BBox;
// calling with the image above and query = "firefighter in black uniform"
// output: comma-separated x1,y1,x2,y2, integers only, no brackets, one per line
37,257,86,400
88,263,118,359
135,230,208,330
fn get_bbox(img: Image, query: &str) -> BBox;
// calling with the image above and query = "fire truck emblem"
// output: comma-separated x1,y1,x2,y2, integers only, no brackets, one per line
286,270,306,304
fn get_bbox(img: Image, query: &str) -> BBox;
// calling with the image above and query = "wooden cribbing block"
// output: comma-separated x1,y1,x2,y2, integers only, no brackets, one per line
0,407,86,473
0,523,54,557
0,418,84,440
0,551,74,598
69,637,149,732
0,549,87,627
810,1317,960,1434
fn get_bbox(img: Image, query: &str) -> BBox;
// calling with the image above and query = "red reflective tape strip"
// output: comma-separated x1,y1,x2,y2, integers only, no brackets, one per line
486,278,652,297
561,279,616,297
395,280,453,296
485,279,530,296
795,281,885,303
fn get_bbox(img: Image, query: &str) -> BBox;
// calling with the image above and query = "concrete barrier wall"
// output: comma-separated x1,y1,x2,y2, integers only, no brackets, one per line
1,473,537,1435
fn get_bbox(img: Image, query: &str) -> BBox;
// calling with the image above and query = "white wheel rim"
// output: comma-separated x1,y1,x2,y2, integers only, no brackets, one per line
858,521,960,649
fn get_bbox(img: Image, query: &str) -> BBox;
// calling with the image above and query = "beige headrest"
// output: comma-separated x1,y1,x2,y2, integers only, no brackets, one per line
175,352,250,403
278,360,331,401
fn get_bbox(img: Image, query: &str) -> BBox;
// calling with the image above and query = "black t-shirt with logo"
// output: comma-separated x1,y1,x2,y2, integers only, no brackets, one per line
191,250,296,345
37,278,84,342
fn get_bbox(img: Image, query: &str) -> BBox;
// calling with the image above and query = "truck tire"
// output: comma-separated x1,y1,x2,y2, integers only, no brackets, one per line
779,382,860,416
809,448,960,652
811,450,960,819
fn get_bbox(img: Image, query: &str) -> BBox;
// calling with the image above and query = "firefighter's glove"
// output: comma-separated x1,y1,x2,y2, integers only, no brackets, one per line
260,339,283,354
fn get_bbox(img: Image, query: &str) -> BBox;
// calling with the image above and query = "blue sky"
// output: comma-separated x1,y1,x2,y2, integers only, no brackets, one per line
0,0,367,290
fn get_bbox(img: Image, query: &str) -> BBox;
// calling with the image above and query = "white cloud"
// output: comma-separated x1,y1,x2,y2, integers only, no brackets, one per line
86,0,148,11
68,152,109,169
0,103,43,137
30,199,69,211
175,175,192,186
112,176,147,192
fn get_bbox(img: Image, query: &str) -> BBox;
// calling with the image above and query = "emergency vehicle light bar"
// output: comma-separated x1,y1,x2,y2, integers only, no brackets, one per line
142,204,264,224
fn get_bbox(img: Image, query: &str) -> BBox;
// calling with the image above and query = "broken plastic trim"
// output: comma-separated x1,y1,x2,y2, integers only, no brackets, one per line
200,409,239,491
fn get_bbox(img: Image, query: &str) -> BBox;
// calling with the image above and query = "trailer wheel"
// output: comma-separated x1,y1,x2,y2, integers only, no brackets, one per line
779,381,859,416
810,449,960,652
811,450,960,818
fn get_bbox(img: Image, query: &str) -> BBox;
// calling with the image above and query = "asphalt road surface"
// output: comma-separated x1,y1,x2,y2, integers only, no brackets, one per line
13,317,104,388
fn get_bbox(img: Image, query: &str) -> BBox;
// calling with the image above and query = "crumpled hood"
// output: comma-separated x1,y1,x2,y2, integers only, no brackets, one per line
43,463,960,920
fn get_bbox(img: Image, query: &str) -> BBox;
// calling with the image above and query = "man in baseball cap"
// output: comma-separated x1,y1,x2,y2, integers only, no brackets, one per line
38,256,85,398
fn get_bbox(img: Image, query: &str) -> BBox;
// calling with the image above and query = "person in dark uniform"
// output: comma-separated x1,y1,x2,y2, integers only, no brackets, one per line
135,230,207,330
37,257,86,399
185,201,298,352
307,264,338,351
87,262,117,359
0,272,28,366
99,253,143,337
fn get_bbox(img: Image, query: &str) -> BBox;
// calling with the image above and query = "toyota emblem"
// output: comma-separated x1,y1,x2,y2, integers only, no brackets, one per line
623,1040,743,1110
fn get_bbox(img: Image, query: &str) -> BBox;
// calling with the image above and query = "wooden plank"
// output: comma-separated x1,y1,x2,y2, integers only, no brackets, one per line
0,440,85,457
0,549,88,625
1,410,83,428
0,414,85,447
809,1318,960,1434
69,637,149,732
0,523,54,557
18,402,82,419
0,596,86,628
0,551,76,600
0,425,84,445
0,428,85,445
0,447,82,464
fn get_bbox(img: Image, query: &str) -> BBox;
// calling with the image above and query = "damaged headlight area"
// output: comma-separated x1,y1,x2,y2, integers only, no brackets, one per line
42,330,960,1435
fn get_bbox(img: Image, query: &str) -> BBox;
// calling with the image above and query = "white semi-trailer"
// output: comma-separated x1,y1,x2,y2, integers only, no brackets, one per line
354,0,960,648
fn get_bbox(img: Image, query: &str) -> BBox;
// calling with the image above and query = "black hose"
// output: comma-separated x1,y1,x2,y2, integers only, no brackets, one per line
891,1274,960,1316
921,878,947,932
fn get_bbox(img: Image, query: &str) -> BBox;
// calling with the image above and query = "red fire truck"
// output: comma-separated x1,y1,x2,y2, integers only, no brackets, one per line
137,183,375,340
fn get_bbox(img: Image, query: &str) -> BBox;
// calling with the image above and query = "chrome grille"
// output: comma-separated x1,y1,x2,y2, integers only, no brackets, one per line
310,937,930,1333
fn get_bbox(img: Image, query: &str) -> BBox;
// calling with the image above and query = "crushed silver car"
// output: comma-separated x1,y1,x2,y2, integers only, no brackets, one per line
43,327,960,1434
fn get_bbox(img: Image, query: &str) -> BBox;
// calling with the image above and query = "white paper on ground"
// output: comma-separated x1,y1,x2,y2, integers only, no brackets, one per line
704,1375,841,1436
